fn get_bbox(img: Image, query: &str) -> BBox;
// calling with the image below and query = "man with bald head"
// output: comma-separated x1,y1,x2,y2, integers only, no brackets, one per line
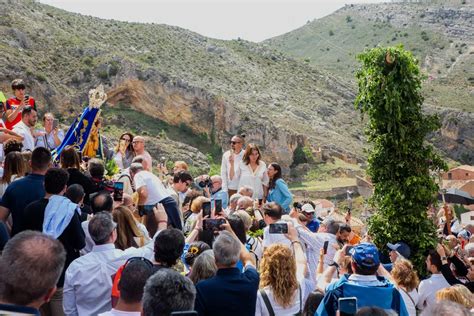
210,175,228,209
221,134,245,197
132,136,152,171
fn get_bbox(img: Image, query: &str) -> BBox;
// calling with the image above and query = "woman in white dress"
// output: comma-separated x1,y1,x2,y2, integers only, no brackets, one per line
232,143,269,202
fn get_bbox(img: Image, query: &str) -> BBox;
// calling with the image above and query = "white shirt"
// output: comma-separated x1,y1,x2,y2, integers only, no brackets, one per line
295,227,338,283
236,160,269,199
262,220,292,249
134,170,170,205
416,273,450,310
255,281,305,316
35,128,64,150
220,150,244,192
399,288,419,316
64,239,156,316
12,121,35,151
99,309,141,316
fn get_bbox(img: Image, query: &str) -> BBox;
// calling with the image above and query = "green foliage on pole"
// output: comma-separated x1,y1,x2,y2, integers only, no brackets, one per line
354,45,447,276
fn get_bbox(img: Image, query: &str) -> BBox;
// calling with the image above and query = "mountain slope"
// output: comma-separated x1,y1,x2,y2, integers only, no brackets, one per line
265,2,473,112
0,0,364,169
0,0,472,168
265,1,474,164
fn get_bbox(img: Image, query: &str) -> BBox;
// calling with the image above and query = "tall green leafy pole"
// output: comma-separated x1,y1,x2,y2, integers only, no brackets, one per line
355,46,447,275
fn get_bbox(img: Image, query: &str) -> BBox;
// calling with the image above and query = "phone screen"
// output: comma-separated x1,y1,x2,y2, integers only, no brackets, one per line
323,240,329,254
202,201,211,218
269,223,288,234
215,199,222,215
52,119,59,129
113,182,124,201
203,218,225,231
339,297,357,316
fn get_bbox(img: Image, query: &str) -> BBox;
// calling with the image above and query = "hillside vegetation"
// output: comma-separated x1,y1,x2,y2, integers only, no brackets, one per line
265,2,473,113
0,0,472,173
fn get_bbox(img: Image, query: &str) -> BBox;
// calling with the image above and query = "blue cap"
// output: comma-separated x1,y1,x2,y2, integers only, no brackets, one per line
387,242,411,259
350,243,380,269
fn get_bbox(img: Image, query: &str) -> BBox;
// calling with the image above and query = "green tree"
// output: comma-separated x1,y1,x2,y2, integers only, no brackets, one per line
355,45,447,276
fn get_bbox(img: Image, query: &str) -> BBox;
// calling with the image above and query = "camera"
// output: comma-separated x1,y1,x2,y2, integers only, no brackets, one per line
198,176,212,189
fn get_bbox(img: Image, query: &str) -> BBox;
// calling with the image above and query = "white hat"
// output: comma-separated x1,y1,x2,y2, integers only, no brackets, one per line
301,203,315,213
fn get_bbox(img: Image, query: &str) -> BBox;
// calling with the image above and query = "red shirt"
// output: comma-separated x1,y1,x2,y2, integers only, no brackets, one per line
4,97,36,130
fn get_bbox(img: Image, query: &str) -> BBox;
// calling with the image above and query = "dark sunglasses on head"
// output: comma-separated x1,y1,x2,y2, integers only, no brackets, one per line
125,257,154,270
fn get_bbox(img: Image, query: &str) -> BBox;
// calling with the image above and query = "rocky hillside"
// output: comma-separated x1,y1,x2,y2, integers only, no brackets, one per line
0,0,363,171
0,0,472,171
266,1,474,163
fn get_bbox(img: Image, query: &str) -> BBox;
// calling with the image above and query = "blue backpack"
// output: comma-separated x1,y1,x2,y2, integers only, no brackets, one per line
315,274,408,316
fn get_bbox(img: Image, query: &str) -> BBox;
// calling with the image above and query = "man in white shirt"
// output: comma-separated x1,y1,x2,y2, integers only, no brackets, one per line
262,202,292,249
221,135,245,197
130,163,182,231
417,250,450,311
64,212,162,316
12,107,37,151
132,136,153,171
294,218,341,284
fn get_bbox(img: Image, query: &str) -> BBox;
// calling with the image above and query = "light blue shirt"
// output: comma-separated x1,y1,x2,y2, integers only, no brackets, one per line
266,178,293,213
35,129,64,150
211,189,228,209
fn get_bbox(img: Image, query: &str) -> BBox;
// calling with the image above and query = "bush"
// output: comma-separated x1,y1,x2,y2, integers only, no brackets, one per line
346,16,352,23
421,31,429,41
355,45,447,277
329,30,334,36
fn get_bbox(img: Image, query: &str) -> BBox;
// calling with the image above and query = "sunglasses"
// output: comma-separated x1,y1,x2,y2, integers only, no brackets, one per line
125,257,154,270
120,138,131,142
230,141,241,145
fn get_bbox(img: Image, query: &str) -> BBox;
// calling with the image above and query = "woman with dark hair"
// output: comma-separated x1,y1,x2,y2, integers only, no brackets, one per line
233,143,269,202
112,132,135,170
60,146,94,205
227,214,247,244
0,151,25,196
266,163,293,214
183,240,211,276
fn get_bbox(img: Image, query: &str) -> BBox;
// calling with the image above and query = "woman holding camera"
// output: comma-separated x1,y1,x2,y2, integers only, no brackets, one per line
266,163,292,214
233,143,269,203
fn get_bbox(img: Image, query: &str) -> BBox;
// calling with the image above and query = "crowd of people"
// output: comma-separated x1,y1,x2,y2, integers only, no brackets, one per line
0,79,473,316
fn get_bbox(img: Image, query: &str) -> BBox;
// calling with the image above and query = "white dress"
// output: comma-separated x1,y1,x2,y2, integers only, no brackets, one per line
236,160,269,200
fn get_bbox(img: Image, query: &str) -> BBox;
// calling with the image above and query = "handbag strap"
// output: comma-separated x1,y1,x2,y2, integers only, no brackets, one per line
260,289,275,316
400,287,418,315
298,284,302,313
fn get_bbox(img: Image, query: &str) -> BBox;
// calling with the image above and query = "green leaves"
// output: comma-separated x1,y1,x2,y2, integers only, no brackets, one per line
355,46,447,277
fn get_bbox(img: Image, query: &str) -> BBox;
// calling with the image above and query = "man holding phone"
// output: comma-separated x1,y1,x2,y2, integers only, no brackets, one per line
316,243,409,316
261,202,293,249
35,112,64,150
130,163,182,232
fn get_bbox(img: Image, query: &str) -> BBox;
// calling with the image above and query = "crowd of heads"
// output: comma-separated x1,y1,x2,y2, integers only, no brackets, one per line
0,79,473,316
